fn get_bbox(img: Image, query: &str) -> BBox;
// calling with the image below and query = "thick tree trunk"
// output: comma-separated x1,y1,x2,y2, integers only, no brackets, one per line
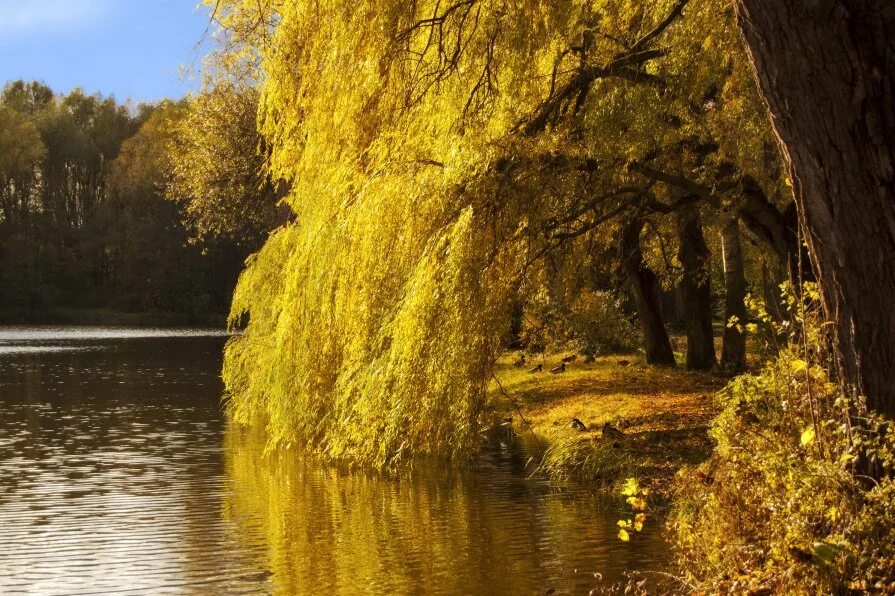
736,1,895,416
618,218,676,366
721,217,747,370
677,206,717,370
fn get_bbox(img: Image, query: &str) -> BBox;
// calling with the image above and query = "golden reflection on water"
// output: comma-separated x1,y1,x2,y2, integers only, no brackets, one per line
0,328,666,594
223,426,667,594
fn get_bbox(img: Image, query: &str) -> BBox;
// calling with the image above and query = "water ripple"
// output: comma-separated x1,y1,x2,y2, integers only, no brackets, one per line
0,327,667,594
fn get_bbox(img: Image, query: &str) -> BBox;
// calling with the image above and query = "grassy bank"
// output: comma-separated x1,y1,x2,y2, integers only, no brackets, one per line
490,351,728,493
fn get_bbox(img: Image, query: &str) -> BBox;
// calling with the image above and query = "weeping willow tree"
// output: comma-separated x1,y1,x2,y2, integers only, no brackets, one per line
215,0,535,466
202,0,778,466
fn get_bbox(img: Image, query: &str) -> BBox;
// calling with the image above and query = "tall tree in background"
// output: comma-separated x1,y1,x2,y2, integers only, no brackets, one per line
735,1,895,416
677,205,717,370
168,84,285,250
720,217,747,369
617,217,677,365
0,81,267,321
0,106,45,223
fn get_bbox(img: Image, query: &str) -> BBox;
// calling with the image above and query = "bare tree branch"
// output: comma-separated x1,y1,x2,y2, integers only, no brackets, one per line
626,0,689,55
628,161,721,207
521,0,687,136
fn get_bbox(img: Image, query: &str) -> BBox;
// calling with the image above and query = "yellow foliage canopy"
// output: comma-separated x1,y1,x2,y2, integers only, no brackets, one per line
210,0,767,466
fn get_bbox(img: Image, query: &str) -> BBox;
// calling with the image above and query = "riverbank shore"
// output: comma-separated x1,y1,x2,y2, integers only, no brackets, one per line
0,307,228,327
491,352,729,494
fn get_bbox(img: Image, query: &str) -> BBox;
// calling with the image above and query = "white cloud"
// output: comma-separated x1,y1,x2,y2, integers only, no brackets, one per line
0,0,109,34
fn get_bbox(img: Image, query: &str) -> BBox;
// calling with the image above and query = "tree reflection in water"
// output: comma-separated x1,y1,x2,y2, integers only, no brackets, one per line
223,425,668,594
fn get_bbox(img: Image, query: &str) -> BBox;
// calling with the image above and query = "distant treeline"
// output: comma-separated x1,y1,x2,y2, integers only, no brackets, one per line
0,80,282,324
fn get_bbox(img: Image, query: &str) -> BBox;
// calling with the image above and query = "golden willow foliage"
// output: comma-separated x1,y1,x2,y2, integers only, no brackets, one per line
206,0,762,466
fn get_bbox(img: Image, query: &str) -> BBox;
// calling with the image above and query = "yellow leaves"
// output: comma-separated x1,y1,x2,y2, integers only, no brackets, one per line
222,155,524,465
0,106,46,177
626,496,647,511
617,512,647,540
807,365,827,381
800,427,815,446
214,0,767,469
802,282,822,302
811,541,845,565
621,477,639,497
826,505,841,523
618,478,648,541
790,359,809,374
634,512,647,531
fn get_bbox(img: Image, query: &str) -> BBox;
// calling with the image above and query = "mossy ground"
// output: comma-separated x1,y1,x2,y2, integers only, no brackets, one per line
489,348,728,492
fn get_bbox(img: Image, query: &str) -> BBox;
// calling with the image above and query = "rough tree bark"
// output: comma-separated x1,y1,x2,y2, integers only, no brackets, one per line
677,206,717,370
721,217,747,370
618,218,676,366
736,0,895,416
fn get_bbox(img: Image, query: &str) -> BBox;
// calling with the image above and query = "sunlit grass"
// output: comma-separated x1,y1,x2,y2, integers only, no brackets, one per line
489,350,727,488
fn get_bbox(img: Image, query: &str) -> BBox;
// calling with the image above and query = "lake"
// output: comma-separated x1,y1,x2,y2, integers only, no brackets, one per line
0,327,667,594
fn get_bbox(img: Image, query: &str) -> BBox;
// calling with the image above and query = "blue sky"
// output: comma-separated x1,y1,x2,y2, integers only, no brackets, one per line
0,0,215,103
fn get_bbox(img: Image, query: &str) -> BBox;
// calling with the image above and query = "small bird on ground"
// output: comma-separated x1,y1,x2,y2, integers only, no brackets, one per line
513,354,526,367
549,362,566,374
528,364,543,374
570,418,587,431
617,359,631,367
561,354,578,363
602,421,625,440
582,354,595,364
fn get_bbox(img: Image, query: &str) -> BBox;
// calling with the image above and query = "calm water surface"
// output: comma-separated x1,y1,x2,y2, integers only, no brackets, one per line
0,327,667,594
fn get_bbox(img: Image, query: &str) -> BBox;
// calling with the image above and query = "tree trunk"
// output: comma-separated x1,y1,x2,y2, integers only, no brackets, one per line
736,1,895,416
618,218,676,366
735,176,808,281
721,217,747,370
677,206,717,370
760,258,785,322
